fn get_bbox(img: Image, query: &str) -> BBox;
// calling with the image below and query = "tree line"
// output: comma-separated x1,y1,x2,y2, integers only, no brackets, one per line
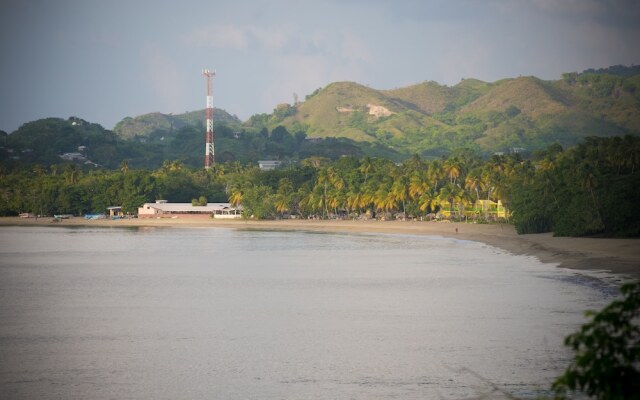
1,135,638,237
1,117,401,171
510,135,640,236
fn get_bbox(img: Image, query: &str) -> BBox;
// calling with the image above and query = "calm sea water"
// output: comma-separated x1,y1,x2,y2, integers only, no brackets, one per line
0,226,619,399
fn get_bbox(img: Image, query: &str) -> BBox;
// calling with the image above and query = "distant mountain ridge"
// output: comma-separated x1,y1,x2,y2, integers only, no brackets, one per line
110,65,640,158
114,108,241,140
251,67,640,156
3,65,639,170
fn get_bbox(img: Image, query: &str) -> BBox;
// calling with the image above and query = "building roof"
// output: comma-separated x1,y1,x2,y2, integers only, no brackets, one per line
142,202,240,213
258,160,283,171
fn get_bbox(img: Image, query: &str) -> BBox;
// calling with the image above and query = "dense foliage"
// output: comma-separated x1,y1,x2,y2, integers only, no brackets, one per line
0,161,227,216
0,149,511,219
510,136,640,236
2,135,638,237
577,64,640,79
0,117,401,170
228,151,518,221
553,281,640,400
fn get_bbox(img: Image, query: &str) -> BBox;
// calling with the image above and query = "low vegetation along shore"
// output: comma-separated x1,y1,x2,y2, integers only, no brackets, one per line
2,216,638,279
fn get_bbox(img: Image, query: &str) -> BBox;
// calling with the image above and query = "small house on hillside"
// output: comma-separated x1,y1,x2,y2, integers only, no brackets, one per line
258,160,282,171
60,152,86,161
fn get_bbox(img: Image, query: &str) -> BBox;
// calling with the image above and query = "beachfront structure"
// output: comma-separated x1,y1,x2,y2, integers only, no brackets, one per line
137,200,242,219
439,199,508,220
107,206,124,218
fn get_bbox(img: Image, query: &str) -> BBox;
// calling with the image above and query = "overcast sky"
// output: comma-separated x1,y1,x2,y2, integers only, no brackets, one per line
1,0,639,133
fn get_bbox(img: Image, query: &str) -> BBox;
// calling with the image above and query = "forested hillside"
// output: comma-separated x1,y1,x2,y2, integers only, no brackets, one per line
250,66,640,157
0,117,400,170
113,108,242,139
510,136,640,236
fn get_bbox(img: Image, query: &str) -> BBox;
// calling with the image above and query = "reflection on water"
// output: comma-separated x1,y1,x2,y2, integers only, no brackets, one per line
0,226,617,399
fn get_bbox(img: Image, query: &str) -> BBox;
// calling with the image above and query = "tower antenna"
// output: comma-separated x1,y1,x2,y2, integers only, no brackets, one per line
202,68,216,168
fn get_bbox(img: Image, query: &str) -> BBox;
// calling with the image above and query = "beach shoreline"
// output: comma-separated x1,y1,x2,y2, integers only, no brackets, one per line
1,216,638,279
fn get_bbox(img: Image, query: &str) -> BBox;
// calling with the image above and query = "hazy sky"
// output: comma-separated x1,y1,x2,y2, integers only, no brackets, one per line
1,0,639,133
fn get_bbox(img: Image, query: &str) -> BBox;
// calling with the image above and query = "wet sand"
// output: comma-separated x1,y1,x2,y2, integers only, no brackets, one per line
2,217,639,279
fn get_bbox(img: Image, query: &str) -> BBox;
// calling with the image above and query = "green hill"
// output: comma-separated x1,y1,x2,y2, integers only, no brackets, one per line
253,67,640,157
3,66,639,169
1,117,125,168
283,81,409,141
106,65,640,159
1,114,402,170
460,76,569,117
383,78,491,115
113,108,241,140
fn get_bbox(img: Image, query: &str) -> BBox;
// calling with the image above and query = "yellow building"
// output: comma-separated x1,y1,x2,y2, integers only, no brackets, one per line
106,206,124,219
439,199,507,219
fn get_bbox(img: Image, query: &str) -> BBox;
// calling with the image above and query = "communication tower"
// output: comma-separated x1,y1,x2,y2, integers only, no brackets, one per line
202,69,216,168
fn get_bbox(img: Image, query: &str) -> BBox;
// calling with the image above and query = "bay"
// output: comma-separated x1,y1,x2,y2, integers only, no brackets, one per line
0,226,616,399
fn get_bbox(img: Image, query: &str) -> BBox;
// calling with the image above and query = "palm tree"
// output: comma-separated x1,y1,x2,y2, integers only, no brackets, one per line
479,168,495,219
311,167,347,217
390,177,408,215
438,183,463,220
427,160,444,190
32,164,46,177
209,163,225,178
346,188,364,216
488,154,506,176
304,185,325,217
223,161,244,175
403,154,425,175
294,184,312,217
315,168,330,218
580,162,604,230
327,167,345,191
229,188,244,207
359,156,374,186
527,157,558,211
417,188,438,215
326,188,344,216
63,164,80,185
360,182,377,217
458,189,475,221
408,171,428,200
464,169,484,214
620,135,640,174
374,184,397,215
120,160,129,175
274,178,293,215
160,160,183,174
444,157,463,185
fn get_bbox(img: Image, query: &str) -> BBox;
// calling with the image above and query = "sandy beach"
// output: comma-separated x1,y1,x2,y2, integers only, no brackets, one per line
1,216,639,279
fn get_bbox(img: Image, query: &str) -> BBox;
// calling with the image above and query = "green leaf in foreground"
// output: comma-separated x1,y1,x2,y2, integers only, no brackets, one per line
553,281,640,400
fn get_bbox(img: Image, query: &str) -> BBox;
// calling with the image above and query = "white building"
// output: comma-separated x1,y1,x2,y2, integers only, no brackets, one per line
60,152,86,161
138,200,242,219
258,160,282,171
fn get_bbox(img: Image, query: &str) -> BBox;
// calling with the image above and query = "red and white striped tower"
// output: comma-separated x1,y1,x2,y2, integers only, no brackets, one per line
202,69,216,168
